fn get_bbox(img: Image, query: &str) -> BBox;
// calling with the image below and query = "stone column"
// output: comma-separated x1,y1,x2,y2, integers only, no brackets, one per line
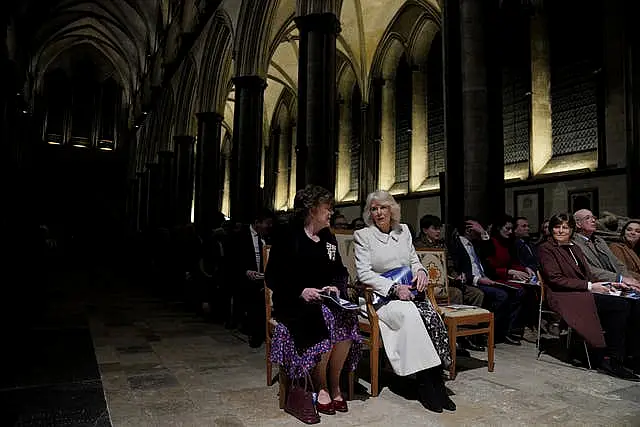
265,127,281,209
627,5,640,217
230,75,266,224
295,12,340,192
529,6,552,176
129,177,140,233
136,171,147,231
335,99,352,201
173,136,195,226
146,162,161,230
379,79,396,191
288,123,297,207
275,125,290,209
194,112,223,234
157,150,175,227
443,0,504,227
603,0,628,168
411,66,428,191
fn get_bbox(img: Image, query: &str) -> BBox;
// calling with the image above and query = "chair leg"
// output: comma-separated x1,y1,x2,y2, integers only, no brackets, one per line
447,321,457,380
370,344,379,397
536,301,543,350
347,371,355,401
266,339,272,386
487,315,495,373
583,341,592,370
278,368,288,409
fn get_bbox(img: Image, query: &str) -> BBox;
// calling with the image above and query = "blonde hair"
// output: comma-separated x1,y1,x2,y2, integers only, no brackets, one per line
363,190,401,228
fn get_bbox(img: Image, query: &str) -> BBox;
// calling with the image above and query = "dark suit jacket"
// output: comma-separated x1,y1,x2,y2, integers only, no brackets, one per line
538,240,605,348
448,231,495,287
228,225,263,290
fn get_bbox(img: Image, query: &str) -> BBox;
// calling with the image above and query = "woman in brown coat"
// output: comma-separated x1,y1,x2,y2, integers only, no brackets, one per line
609,220,640,280
538,213,638,380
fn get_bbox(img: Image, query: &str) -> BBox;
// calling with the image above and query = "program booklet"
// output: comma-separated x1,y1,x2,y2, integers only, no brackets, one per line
320,290,359,310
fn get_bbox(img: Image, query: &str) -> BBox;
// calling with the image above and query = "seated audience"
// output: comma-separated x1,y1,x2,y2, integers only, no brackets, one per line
538,213,640,379
229,209,275,348
485,215,537,333
484,215,534,282
536,219,551,245
609,220,640,280
571,209,640,289
332,213,349,230
414,214,484,308
350,217,366,230
354,191,455,413
513,216,540,272
266,185,360,418
414,214,485,353
449,218,524,345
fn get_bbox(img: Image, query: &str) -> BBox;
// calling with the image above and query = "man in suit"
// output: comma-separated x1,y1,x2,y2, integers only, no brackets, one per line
513,217,540,272
572,209,640,289
449,218,524,345
229,208,275,348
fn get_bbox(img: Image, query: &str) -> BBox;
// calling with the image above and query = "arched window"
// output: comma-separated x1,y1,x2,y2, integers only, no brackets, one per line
426,33,444,177
394,54,412,185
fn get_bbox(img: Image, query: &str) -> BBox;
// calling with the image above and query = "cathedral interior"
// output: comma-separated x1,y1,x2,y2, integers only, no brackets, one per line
1,0,640,426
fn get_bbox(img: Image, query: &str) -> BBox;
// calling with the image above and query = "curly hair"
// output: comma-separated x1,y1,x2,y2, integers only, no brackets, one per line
363,190,401,228
293,185,334,225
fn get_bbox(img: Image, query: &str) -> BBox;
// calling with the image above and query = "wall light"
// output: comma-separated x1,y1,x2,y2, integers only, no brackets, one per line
47,141,61,145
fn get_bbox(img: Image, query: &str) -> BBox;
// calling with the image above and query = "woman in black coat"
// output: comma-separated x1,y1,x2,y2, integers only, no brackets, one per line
266,185,360,416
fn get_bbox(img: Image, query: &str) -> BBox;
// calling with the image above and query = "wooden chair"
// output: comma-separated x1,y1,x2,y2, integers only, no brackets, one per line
263,244,354,409
417,249,495,380
334,230,384,396
535,272,591,369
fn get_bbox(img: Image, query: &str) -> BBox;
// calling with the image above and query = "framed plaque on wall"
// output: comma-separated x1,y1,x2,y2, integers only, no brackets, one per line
568,188,599,217
514,189,544,235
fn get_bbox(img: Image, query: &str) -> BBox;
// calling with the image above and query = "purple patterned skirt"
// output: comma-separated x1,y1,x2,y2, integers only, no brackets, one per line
270,304,362,379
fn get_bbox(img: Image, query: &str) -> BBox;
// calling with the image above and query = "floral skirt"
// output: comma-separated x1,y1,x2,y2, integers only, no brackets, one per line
414,299,452,369
270,304,362,379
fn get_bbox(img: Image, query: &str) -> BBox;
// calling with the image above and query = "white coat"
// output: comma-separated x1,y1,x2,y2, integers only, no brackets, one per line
354,224,441,376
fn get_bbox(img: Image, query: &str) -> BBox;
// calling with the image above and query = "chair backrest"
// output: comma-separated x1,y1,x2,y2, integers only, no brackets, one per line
416,248,450,305
333,229,358,286
263,245,273,321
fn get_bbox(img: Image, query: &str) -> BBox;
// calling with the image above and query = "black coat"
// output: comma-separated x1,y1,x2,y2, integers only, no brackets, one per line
265,225,348,352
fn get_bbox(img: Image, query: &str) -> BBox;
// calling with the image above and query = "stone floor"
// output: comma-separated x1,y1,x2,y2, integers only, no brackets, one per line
89,281,640,426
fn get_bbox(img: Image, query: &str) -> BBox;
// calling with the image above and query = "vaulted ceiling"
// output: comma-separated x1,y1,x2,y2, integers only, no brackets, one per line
13,0,162,102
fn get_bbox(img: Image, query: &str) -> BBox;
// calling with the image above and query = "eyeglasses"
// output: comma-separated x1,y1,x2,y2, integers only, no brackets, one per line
578,215,597,222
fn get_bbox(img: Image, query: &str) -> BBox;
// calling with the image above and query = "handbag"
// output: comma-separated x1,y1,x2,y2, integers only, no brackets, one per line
284,374,320,424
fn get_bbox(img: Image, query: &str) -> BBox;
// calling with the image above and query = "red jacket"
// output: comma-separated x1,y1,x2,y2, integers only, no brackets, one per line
485,237,526,281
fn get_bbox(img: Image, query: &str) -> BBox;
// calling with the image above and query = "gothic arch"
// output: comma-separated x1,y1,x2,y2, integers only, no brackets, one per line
173,56,198,137
234,0,281,77
198,10,234,114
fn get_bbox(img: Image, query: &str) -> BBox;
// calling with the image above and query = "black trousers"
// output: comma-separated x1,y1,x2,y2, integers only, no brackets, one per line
245,280,266,342
593,293,632,360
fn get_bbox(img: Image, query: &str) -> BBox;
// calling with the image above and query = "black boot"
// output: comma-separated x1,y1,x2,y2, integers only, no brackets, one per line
416,368,442,413
432,367,456,411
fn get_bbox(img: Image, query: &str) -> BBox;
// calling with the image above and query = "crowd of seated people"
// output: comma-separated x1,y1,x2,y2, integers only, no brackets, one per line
134,189,640,422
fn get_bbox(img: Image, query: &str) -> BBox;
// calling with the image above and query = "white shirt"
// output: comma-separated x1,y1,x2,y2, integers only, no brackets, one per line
459,235,485,286
249,225,263,272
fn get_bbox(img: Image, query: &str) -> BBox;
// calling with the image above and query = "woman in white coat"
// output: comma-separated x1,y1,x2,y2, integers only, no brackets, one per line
354,190,455,413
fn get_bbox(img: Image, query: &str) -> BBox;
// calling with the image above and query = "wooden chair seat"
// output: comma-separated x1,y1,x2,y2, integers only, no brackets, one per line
417,249,495,380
